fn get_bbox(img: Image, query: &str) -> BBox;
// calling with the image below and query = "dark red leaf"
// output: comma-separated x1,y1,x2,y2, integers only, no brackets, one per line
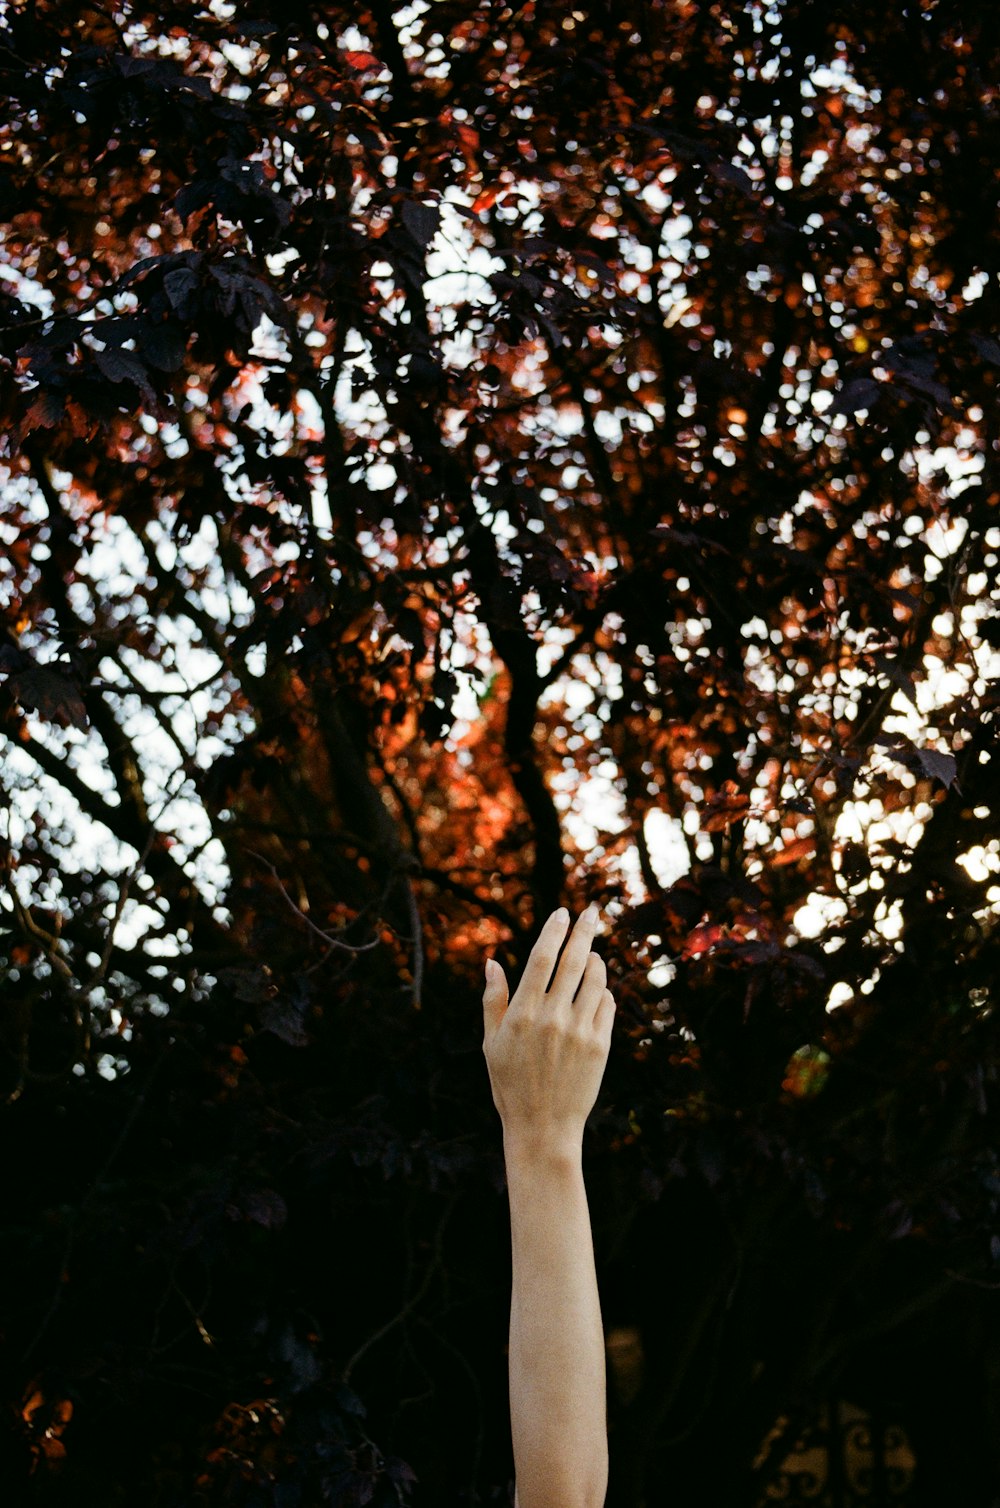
1,657,89,729
400,197,440,250
93,344,157,405
143,321,188,372
228,1188,288,1230
916,748,959,789
259,996,311,1046
831,377,884,415
22,388,65,431
163,266,201,313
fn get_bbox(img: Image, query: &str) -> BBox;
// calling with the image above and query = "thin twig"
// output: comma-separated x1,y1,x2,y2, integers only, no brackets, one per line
399,870,425,1008
341,1190,459,1385
83,825,159,992
246,849,381,953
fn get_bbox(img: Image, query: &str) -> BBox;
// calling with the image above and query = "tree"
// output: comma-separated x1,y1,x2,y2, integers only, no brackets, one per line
1,1,999,1503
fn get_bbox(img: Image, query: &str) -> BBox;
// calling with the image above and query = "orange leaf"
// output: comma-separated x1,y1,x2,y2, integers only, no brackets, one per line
771,836,817,867
22,1390,45,1423
681,923,725,958
703,795,750,833
472,186,500,214
344,50,379,70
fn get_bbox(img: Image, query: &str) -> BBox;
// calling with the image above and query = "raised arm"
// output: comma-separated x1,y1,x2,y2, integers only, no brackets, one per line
482,904,615,1508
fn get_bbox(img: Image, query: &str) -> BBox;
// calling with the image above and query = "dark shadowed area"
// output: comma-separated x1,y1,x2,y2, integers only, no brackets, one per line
1,1,998,1504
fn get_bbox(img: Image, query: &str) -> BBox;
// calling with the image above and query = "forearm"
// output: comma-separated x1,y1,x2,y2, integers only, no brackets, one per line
504,1131,608,1508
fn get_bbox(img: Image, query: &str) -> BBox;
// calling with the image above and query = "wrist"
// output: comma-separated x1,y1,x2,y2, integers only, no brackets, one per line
502,1123,584,1173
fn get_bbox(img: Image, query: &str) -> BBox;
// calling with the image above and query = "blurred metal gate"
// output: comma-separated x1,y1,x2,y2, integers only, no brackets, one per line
758,1399,916,1505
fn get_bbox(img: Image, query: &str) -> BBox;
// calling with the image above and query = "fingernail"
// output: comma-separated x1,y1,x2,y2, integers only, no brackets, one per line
553,907,569,923
584,904,599,923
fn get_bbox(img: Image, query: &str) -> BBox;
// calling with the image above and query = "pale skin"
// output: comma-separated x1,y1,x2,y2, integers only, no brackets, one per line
482,903,615,1508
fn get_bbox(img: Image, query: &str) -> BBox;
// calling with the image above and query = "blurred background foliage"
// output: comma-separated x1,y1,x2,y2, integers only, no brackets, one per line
0,0,998,1502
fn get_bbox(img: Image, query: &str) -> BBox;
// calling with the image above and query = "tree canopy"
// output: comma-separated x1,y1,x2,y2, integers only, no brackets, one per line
1,1,999,1503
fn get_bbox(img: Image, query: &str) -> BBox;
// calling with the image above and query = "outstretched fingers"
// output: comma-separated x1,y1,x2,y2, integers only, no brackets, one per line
513,907,570,1007
594,986,616,1036
482,905,617,1137
502,905,611,1026
549,904,600,1007
573,949,607,1012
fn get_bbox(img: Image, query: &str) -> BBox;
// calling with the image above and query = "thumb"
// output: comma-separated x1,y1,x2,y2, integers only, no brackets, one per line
482,957,508,1031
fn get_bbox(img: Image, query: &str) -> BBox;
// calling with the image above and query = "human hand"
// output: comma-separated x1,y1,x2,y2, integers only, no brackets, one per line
482,905,615,1156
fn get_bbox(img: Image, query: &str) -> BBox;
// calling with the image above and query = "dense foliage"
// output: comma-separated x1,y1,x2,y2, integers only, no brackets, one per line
1,1,999,1502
